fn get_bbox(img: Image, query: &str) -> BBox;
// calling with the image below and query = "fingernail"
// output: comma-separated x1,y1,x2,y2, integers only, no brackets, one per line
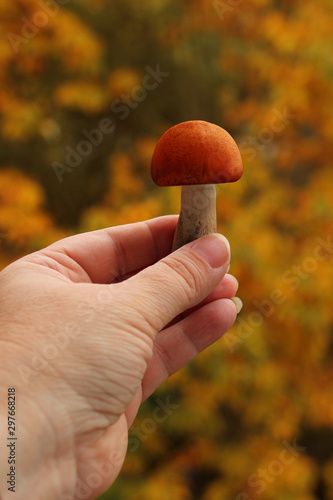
229,274,239,291
231,297,243,314
190,234,230,269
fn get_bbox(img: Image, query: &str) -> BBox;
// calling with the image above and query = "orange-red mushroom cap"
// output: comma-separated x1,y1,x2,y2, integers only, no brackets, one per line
151,120,243,186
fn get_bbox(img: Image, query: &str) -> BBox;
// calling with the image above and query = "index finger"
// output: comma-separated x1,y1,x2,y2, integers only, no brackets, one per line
36,216,178,284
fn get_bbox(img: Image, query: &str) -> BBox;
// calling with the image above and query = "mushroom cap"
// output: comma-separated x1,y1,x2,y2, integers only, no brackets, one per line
151,120,243,186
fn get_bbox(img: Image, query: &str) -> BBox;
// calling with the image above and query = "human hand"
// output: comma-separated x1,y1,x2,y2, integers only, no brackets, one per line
0,216,240,500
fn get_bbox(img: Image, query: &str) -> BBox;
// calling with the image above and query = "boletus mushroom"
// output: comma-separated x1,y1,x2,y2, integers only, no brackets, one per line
151,120,243,250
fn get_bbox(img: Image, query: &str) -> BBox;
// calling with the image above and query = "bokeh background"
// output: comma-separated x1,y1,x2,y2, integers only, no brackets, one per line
1,0,333,498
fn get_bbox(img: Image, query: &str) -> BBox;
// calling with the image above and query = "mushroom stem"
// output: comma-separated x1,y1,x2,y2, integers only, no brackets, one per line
172,184,217,251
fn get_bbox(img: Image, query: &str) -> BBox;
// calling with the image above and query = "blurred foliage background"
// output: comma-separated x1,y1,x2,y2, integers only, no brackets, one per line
1,0,333,498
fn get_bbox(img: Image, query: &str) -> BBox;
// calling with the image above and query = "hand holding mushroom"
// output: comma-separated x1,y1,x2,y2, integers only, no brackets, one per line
151,121,243,250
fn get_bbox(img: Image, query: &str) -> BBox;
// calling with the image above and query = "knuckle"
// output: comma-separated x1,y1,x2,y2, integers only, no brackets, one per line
160,254,205,299
153,341,175,377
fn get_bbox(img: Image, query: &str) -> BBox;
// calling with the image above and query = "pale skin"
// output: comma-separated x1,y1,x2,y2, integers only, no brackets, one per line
0,216,239,500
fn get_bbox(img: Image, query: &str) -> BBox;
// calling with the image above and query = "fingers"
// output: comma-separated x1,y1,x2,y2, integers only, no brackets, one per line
27,216,178,284
180,273,238,317
203,274,238,303
141,298,237,400
164,273,238,328
120,234,231,334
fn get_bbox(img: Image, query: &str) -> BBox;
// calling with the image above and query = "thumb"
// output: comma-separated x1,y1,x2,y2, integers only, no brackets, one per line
120,233,231,333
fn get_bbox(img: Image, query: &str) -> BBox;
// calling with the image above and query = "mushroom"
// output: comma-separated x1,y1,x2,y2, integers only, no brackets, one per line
151,120,243,250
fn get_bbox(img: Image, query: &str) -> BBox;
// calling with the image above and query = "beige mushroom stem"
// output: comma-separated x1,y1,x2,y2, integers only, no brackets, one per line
172,184,217,251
